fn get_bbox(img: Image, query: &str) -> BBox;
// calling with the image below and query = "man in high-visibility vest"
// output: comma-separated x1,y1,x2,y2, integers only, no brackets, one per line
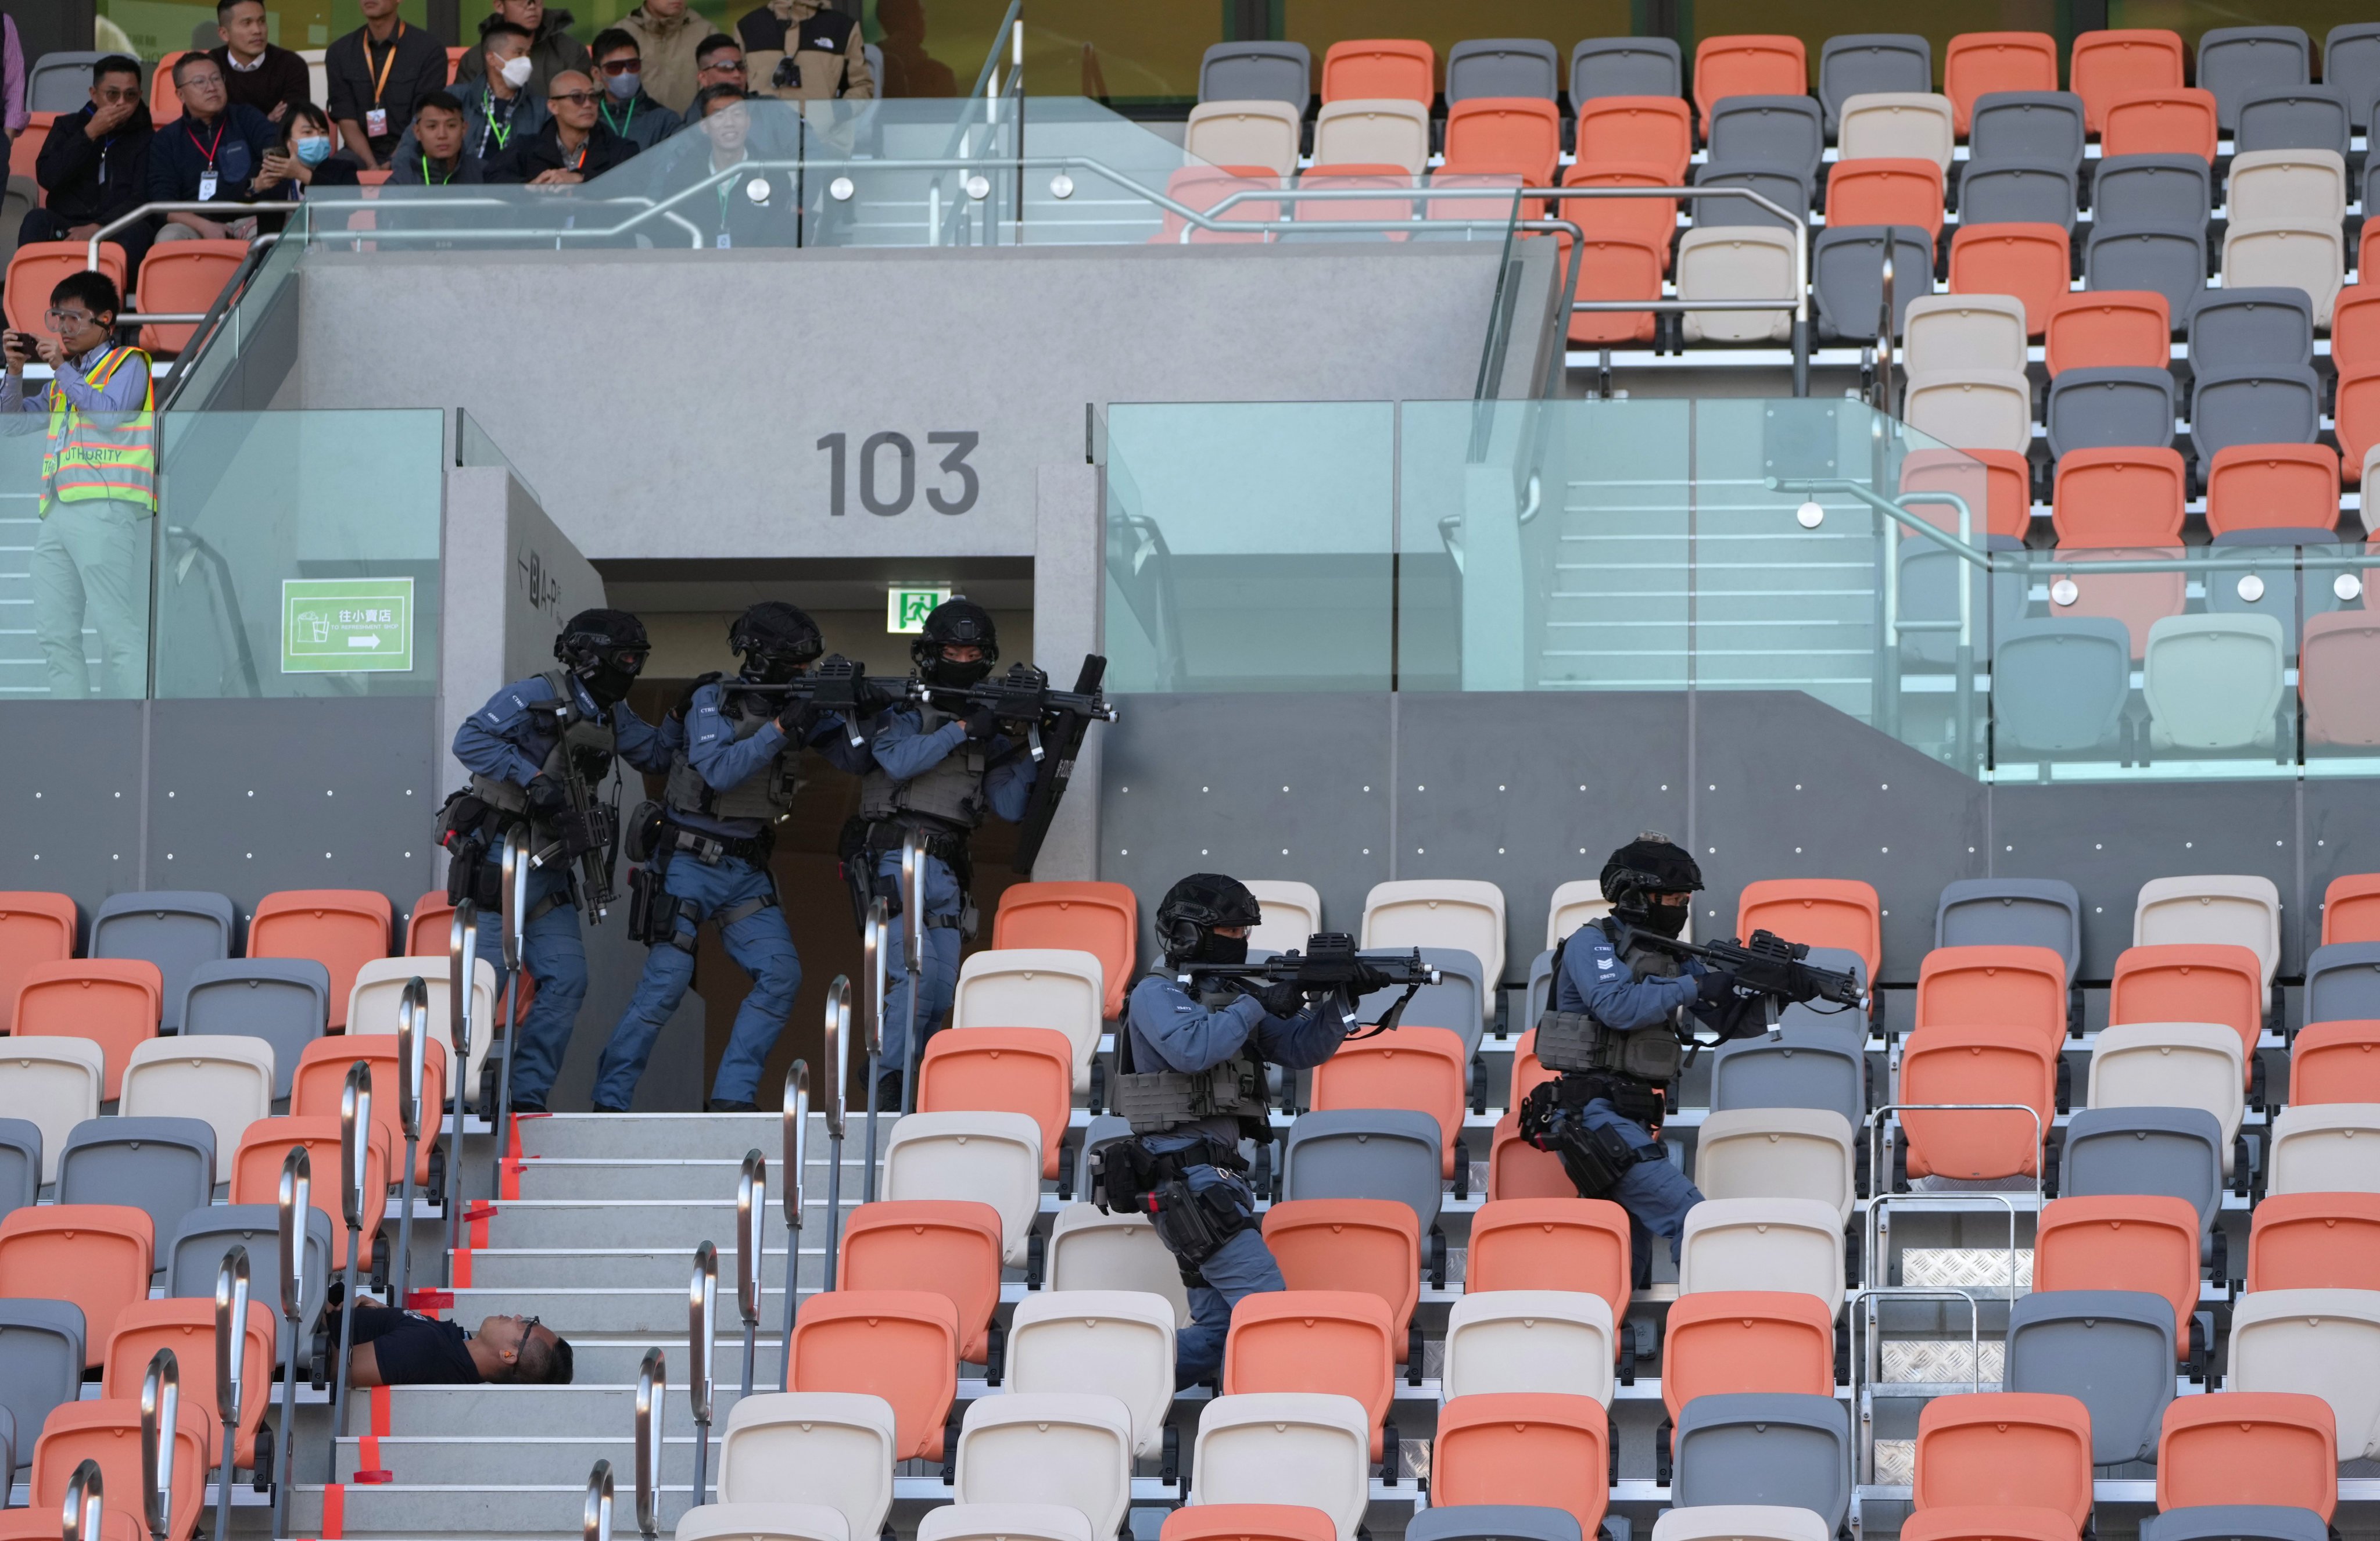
2,268,155,698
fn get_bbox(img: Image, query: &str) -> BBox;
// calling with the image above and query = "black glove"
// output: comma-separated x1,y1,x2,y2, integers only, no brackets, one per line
671,671,722,722
524,775,569,822
1694,969,1741,1008
779,702,827,740
963,705,1001,741
1253,980,1306,1017
1350,962,1397,998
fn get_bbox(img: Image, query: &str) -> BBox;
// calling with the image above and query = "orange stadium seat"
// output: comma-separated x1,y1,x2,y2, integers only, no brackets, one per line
246,890,393,1030
1693,36,1808,135
292,1034,449,1188
1948,224,2071,336
405,891,458,955
2340,365,2380,484
1736,880,1881,985
31,1397,211,1540
1508,1027,1558,1107
1658,1290,1837,1422
0,893,78,1035
1443,98,1561,185
231,1116,390,1264
1320,40,1434,105
0,1203,153,1367
13,958,162,1100
2102,89,2218,160
1898,1026,2056,1180
1158,167,1283,243
10,113,55,185
1915,945,2070,1052
1261,1199,1420,1363
2331,285,2380,374
1223,1291,1396,1457
134,240,248,353
2246,1192,2380,1293
2325,875,2380,944
1431,1393,1610,1537
837,1199,1005,1364
1160,1508,1339,1541
1945,34,2062,134
2069,30,2187,134
991,882,1135,1020
149,53,191,123
2204,445,2340,538
1309,1024,1467,1177
446,45,468,83
1900,1510,2077,1541
2109,943,2264,1079
1914,1392,2093,1528
1466,1198,1630,1341
1826,159,1947,246
1575,98,1694,183
1561,163,1679,266
2052,449,2189,548
917,1027,1073,1178
5,243,128,334
2044,292,2171,374
1487,1113,1576,1199
786,1289,960,1461
0,1510,142,1541
101,1296,278,1465
1293,166,1417,237
2033,1194,2202,1357
1898,449,2034,542
2155,1392,2338,1520
1566,235,1666,346
2292,1020,2380,1102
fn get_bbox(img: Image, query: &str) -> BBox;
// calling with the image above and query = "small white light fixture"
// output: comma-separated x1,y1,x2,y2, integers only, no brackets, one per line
745,176,771,204
965,174,991,200
2336,573,2364,601
1795,500,1825,529
1049,173,1076,199
828,175,855,201
2050,576,2080,607
2236,573,2266,603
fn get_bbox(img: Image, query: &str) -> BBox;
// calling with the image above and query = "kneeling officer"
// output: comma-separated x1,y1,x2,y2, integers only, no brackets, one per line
1099,873,1365,1387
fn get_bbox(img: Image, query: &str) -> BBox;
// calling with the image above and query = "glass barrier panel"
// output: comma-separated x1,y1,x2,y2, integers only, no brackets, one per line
157,230,304,413
2303,539,2380,776
0,410,147,700
152,409,444,698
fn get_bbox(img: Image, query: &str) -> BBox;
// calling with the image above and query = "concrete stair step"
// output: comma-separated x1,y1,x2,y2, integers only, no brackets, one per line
447,1286,810,1334
365,1384,759,1438
565,1338,785,1385
518,1113,803,1161
336,1434,744,1485
512,1159,831,1202
461,1249,802,1291
291,1483,709,1535
486,1200,798,1250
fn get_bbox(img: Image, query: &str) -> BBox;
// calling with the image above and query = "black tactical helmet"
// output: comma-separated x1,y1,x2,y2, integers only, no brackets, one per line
1599,830,1704,919
729,601,825,681
912,596,999,683
554,608,649,679
1156,872,1263,964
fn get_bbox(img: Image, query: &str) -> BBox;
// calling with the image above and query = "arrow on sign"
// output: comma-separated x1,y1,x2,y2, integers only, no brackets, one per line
347,635,382,648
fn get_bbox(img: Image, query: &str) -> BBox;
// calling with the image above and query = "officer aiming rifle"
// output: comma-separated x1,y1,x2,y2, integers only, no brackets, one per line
1175,933,1442,1038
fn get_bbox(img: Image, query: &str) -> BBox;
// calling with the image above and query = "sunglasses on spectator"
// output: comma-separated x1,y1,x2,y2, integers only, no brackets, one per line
550,90,601,104
701,58,745,73
597,57,641,74
95,85,142,101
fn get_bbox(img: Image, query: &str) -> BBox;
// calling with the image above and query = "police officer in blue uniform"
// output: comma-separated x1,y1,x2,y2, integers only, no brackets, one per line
447,608,673,1114
858,597,1035,1109
593,602,874,1112
1524,832,1766,1285
1102,873,1365,1386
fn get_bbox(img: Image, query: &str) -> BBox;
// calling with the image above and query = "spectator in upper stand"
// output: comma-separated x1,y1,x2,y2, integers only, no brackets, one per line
389,91,485,185
692,33,751,97
21,57,156,273
684,86,797,247
737,0,874,101
875,0,954,98
394,21,547,167
209,0,309,125
325,0,450,173
587,28,682,152
250,101,361,230
455,0,592,103
487,70,637,185
147,52,275,243
3,16,26,149
619,0,710,116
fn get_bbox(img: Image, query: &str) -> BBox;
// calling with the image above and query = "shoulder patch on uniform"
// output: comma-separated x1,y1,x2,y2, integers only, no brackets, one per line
1597,956,1615,970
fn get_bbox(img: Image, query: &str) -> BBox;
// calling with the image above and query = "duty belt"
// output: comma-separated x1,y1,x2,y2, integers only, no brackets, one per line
862,815,970,869
663,820,773,868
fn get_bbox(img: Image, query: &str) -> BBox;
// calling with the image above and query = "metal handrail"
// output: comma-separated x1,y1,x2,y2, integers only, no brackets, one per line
212,1246,250,1541
584,1459,615,1541
331,1060,372,1432
141,1348,179,1541
63,1460,104,1541
633,1348,665,1539
1862,1099,2042,1296
87,202,300,273
271,1147,309,1540
861,898,887,1201
1849,1285,1983,1484
734,1149,765,1397
393,976,428,1308
1875,241,1895,412
446,901,477,1284
778,1060,808,1392
493,827,528,1196
898,833,924,1116
687,1240,719,1507
820,977,851,1293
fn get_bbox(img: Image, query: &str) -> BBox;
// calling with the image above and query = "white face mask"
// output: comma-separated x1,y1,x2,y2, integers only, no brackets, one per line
498,55,534,88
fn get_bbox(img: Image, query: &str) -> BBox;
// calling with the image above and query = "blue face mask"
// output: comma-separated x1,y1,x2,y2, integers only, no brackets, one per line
605,70,640,100
294,135,332,166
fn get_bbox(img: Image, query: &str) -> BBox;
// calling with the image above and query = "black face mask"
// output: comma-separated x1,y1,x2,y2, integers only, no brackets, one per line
1630,898,1690,939
927,655,994,689
1194,931,1249,966
583,662,637,707
741,651,803,686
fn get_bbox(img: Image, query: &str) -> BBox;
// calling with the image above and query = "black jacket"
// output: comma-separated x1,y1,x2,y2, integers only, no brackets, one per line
486,120,639,184
146,103,278,206
34,103,155,226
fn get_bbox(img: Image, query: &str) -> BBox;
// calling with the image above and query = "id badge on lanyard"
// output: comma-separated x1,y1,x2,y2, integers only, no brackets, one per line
366,107,389,138
197,170,218,199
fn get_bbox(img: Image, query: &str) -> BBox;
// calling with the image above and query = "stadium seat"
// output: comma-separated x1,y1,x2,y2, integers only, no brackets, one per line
2222,224,2343,329
2051,447,2188,547
1916,944,2069,1047
1658,1291,1837,1422
2329,23,2380,130
837,1199,1003,1364
2198,27,2311,130
2228,150,2346,230
2045,292,2171,373
1905,370,2035,454
1312,101,1429,176
1443,98,1561,184
1670,1394,1852,1529
1354,949,1485,1056
2204,445,2338,539
31,1395,210,1540
1821,36,1932,127
2192,367,2323,464
1970,91,2088,170
1708,96,1825,181
992,883,1135,1020
2045,365,2179,457
1676,227,1800,343
2110,943,2264,1074
1825,160,1946,246
2248,1192,2380,1292
1817,225,1936,343
716,1392,898,1539
1946,35,2062,130
1707,1025,1865,1131
1934,880,2081,973
951,949,1103,1095
1947,224,2070,336
952,1392,1132,1536
1900,1511,2078,1541
1006,1290,1175,1458
787,1291,959,1462
2267,1103,2380,1194
2146,613,2290,751
246,890,392,1030
1360,880,1503,991
0,1298,81,1481
1991,619,2135,751
1573,97,1693,184
165,1203,330,1367
131,240,246,353
1913,1392,2093,1526
2225,1288,2380,1458
2062,1105,2226,1243
0,1203,150,1368
917,1027,1073,1179
119,1035,273,1166
2046,549,2191,661
1432,1393,1608,1537
1572,38,1682,103
2070,31,2188,134
1163,1509,1339,1541
2140,1510,2327,1541
1281,1110,1442,1234
230,1116,389,1265
2034,1195,2201,1346
2135,875,2281,983
1308,1026,1467,1177
88,892,231,1035
1957,159,2078,231
349,954,504,1102
102,1295,275,1466
1446,40,1558,105
1047,1204,1191,1328
2084,227,2208,320
1693,36,1807,135
0,1119,31,1218
1906,295,2029,375
1656,1509,1829,1541
882,1112,1041,1267
1411,1509,1582,1541
1839,94,1957,171
2340,367,2380,482
1676,1198,1845,1304
677,1505,851,1541
292,1034,447,1188
1159,167,1285,244
2156,1393,2338,1518
1465,1198,1628,1322
2088,1022,2245,1172
1735,881,1880,985
1692,1109,1856,1223
1487,1113,1573,1199
1691,163,1811,233
2329,286,2380,374
13,958,161,1101
56,1116,213,1256
1243,883,1322,955
1898,447,2033,542
1188,1393,1372,1540
1897,1024,2055,1180
1185,102,1300,178
3,243,127,332
2292,1020,2380,1102
2324,878,2380,946
1440,1291,1615,1404
2098,152,2214,229
1198,42,1310,109
1563,234,1665,346
1320,40,1432,106
181,958,329,1101
0,1037,102,1184
1260,1199,1421,1360
0,894,76,1038
1224,1291,1394,1458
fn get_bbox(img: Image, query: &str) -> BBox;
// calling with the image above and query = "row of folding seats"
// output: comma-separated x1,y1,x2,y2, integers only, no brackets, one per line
1,239,255,356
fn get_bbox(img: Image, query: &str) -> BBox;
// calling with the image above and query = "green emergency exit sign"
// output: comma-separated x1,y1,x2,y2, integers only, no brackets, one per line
887,586,952,634
282,578,415,673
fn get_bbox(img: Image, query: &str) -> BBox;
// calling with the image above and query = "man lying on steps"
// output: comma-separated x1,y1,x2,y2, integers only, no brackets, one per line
335,1286,575,1386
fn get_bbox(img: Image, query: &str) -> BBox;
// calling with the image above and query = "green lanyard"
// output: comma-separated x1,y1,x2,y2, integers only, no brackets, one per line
481,89,515,152
420,152,453,185
599,96,636,138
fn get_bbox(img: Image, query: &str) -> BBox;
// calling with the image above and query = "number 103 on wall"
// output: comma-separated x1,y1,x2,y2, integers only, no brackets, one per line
818,431,980,516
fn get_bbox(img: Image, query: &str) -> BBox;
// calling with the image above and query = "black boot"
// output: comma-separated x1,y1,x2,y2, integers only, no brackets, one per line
874,1076,905,1111
706,1098,758,1113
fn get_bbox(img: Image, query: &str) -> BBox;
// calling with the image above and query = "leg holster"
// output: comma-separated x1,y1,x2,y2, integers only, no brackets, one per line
1519,1078,1666,1201
1091,1137,1254,1271
627,859,698,953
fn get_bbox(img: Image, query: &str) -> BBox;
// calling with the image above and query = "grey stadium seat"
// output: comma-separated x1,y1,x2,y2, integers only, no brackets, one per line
1814,225,1934,345
1672,1393,1853,1533
183,956,331,1099
2142,1508,2332,1541
168,1203,335,1366
1356,946,1486,1060
1074,1113,1131,1202
1936,879,2084,981
2304,941,2380,1024
1969,92,2087,173
1527,949,1555,1026
2191,367,2321,465
2188,288,2314,373
1707,96,1826,180
1956,160,2078,231
2092,155,2213,228
59,1116,217,1250
27,53,113,113
1819,34,1932,132
92,890,235,1034
1693,164,1814,231
0,1119,37,1220
0,1299,85,1468
2045,366,2179,458
1281,1109,1442,1234
1447,40,1559,104
0,1404,12,1500
1707,1026,1865,1133
2234,87,2351,156
1990,620,2133,756
2005,1288,2176,1464
2084,224,2209,321
1780,947,1869,1035
1407,1507,1583,1541
2195,27,2311,132
1198,41,1311,109
1571,38,1682,104
2325,24,2380,131
1898,536,2030,670
2063,1107,2227,1247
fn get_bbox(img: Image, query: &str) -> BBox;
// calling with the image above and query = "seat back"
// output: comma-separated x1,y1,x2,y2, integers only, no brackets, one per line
1901,1511,2080,1541
1574,96,1692,182
4,243,128,332
2225,1288,2380,1459
1571,38,1682,102
2069,28,2189,130
0,1119,33,1220
57,1116,214,1253
164,1202,331,1367
292,1034,447,1188
1676,1198,1847,1305
1691,1109,1856,1223
787,1292,959,1462
1707,1026,1864,1130
717,1392,899,1539
1008,1289,1175,1457
0,1299,84,1474
1970,89,2087,166
1198,42,1310,109
1488,1108,1583,1198
1991,619,2135,752
917,1027,1073,1178
881,1111,1043,1264
131,242,249,352
2324,878,2380,946
1046,1204,1191,1327
2206,445,2339,538
1655,1510,1830,1541
2291,1020,2380,1103
1189,1393,1372,1540
1260,1198,1420,1346
346,955,498,1096
1185,102,1300,179
837,1199,1003,1363
1826,157,1947,242
1238,882,1326,957
2192,365,2324,463
1431,1393,1609,1538
2059,1106,2222,1239
2110,943,2264,1071
229,1115,389,1262
88,892,232,1035
1913,1392,2094,1526
1311,99,1429,175
101,1295,276,1461
1906,296,2030,375
2083,220,2209,318
1692,35,1808,133
992,883,1135,1019
2106,87,2220,159
2050,447,2188,547
1708,96,1826,178
2307,941,2380,1023
951,948,1103,1094
952,1392,1132,1537
0,894,77,1037
1916,943,2070,1045
1440,1291,1614,1405
1671,1393,1852,1529
1319,40,1432,105
2044,292,2172,375
1307,1026,1467,1174
1223,1291,1393,1453
2329,23,2380,129
1947,37,2062,131
2223,223,2345,327
1465,1198,1629,1325
30,1397,209,1540
1690,162,1810,234
28,54,115,114
1735,882,1882,984
1442,98,1560,184
1960,156,2081,230
0,1203,152,1367
1933,881,2082,977
1162,1507,1339,1541
1446,40,1558,104
2086,1021,2245,1146
1360,880,1505,990
2268,1103,2380,1195
1353,949,1485,1054
0,1038,104,1183
181,958,330,1100
1280,1109,1442,1233
2044,365,2180,460
2156,1392,2338,1519
2134,875,2282,983
120,1036,275,1169
1676,226,1799,344
2033,1196,2201,1342
2198,27,2311,130
1658,1291,1837,1422
1411,1507,1585,1541
246,890,393,1029
1822,35,1935,131
2247,1192,2380,1293
2228,149,2346,230
15,958,162,1100
1897,1025,2054,1179
2095,153,2213,228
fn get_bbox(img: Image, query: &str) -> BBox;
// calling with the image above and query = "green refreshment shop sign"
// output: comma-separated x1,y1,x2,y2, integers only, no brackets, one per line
282,578,415,673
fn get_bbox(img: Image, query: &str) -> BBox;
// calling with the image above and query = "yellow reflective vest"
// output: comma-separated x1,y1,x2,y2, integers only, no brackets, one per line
41,346,156,514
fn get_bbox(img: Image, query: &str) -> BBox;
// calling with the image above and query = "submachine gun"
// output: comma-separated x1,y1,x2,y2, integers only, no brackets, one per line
715,654,906,751
1178,934,1442,1037
1625,926,1865,1014
525,698,622,927
916,657,1119,876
